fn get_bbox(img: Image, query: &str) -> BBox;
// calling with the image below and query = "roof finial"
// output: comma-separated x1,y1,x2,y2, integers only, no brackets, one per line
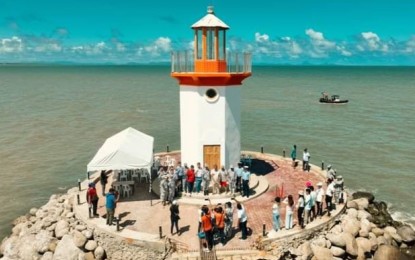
207,6,214,14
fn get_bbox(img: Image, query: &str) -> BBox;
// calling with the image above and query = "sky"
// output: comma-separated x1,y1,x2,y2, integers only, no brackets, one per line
1,0,415,65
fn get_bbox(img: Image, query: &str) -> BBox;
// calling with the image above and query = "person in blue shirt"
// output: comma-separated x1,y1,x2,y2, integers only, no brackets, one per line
241,166,251,198
106,188,116,226
235,163,243,193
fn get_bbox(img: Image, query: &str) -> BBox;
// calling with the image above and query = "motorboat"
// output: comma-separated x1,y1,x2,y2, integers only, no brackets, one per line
319,93,348,104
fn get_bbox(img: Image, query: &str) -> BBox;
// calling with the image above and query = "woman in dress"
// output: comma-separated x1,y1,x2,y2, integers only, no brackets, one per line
284,195,294,230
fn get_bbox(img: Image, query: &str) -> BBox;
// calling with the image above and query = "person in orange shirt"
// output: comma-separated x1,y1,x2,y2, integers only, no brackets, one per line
213,205,226,245
201,205,213,252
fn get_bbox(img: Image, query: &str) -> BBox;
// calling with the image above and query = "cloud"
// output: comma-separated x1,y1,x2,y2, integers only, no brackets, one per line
159,16,179,24
0,36,23,53
255,32,270,43
357,32,388,52
53,27,69,38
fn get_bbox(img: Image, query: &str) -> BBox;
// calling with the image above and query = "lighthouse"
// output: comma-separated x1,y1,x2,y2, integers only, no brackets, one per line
171,6,251,168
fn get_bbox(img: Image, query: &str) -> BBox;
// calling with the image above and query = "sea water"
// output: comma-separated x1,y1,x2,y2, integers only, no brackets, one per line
0,65,414,239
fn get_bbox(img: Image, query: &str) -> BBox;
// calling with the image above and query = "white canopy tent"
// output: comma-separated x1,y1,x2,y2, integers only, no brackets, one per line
87,127,154,175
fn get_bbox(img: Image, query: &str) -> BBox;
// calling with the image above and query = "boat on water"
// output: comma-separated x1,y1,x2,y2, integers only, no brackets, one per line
319,92,349,104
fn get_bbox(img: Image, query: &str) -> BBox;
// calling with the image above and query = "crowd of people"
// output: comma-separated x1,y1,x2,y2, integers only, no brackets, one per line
157,161,252,206
271,164,345,231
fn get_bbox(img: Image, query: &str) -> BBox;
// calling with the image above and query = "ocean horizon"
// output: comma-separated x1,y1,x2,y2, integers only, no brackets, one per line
0,64,414,239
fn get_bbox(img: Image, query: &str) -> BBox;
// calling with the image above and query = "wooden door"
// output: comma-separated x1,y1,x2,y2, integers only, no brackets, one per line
203,145,220,169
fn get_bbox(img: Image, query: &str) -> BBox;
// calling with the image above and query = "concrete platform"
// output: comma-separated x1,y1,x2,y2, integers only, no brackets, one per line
73,151,346,258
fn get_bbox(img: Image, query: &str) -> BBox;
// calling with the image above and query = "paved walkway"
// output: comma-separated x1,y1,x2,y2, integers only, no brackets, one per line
73,151,345,258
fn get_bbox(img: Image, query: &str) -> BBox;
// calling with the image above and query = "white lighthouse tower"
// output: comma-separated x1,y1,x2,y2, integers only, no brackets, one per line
171,6,252,168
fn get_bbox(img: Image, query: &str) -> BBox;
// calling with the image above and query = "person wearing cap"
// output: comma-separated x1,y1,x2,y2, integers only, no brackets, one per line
315,182,325,218
170,200,180,235
326,165,336,181
241,166,251,198
297,190,305,228
227,165,236,196
86,182,99,217
334,175,344,204
302,148,311,172
326,178,335,216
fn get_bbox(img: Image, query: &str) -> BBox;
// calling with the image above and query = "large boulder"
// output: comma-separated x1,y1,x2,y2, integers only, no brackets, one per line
312,237,328,248
34,230,54,254
41,251,54,260
53,235,84,260
356,237,371,254
359,218,372,238
372,227,384,237
397,225,415,244
16,234,40,260
54,220,69,239
326,233,346,247
368,232,378,251
347,200,359,210
298,241,313,260
341,218,361,237
347,208,358,219
373,245,401,260
352,192,375,203
85,240,98,251
368,201,394,228
94,246,105,260
0,236,19,259
311,244,333,260
72,230,87,248
330,246,346,257
341,232,358,257
353,198,369,210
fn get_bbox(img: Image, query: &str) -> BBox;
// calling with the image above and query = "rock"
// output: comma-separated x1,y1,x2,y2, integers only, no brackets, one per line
312,237,327,248
341,232,358,257
341,218,361,237
94,246,105,260
384,231,393,245
311,244,333,260
66,212,75,218
82,230,93,239
352,191,375,203
55,220,69,239
369,201,394,228
73,230,87,248
75,225,87,231
347,208,358,219
49,239,58,252
377,236,388,246
347,200,358,209
373,245,401,260
330,224,342,234
356,237,371,253
353,198,369,210
384,226,397,234
84,252,95,260
372,227,384,237
298,241,313,260
34,230,54,254
359,218,372,238
369,233,378,251
397,225,415,244
390,232,403,244
326,233,346,247
16,234,40,260
41,251,54,260
12,215,29,226
0,236,19,258
85,240,98,251
330,246,346,257
357,210,373,221
29,207,38,216
53,235,84,260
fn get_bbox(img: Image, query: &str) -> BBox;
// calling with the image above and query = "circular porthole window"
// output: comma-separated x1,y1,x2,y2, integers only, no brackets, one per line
205,88,219,102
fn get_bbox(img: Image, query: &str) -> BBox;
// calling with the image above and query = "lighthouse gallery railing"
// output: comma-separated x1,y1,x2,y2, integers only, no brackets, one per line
171,51,252,73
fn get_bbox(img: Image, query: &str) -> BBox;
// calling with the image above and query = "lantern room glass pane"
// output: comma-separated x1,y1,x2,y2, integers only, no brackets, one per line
196,29,202,59
218,30,225,60
207,28,214,60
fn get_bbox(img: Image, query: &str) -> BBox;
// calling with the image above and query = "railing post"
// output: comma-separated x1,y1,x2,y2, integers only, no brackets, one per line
159,226,163,239
166,145,170,153
321,161,324,170
283,150,286,158
261,146,264,153
262,223,266,236
77,194,80,205
116,215,121,232
78,179,81,191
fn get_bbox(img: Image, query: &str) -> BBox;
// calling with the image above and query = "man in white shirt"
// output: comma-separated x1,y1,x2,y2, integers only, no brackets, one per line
315,182,325,218
302,148,311,172
237,203,248,240
325,179,335,217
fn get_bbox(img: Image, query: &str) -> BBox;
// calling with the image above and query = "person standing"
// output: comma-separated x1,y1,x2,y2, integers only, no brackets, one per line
202,166,211,196
219,166,228,194
302,148,311,172
105,188,116,226
211,165,220,194
297,191,305,228
224,202,233,239
227,165,236,196
237,203,248,240
201,205,214,252
158,166,169,205
168,166,177,204
235,163,243,193
290,145,297,168
326,165,336,181
315,182,325,218
170,200,180,235
86,183,99,217
213,206,225,244
100,170,108,196
304,188,312,226
175,162,185,193
309,186,317,221
241,166,251,198
284,195,294,230
186,165,195,196
195,162,204,193
326,179,335,217
272,197,281,231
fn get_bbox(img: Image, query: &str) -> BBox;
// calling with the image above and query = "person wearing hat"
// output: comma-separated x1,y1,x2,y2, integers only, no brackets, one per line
241,166,251,198
315,182,325,218
170,200,180,235
302,148,311,172
86,182,99,217
326,165,336,181
297,190,305,228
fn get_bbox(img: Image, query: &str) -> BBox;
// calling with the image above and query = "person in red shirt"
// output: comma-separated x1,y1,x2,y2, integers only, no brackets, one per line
186,165,195,196
86,183,99,217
